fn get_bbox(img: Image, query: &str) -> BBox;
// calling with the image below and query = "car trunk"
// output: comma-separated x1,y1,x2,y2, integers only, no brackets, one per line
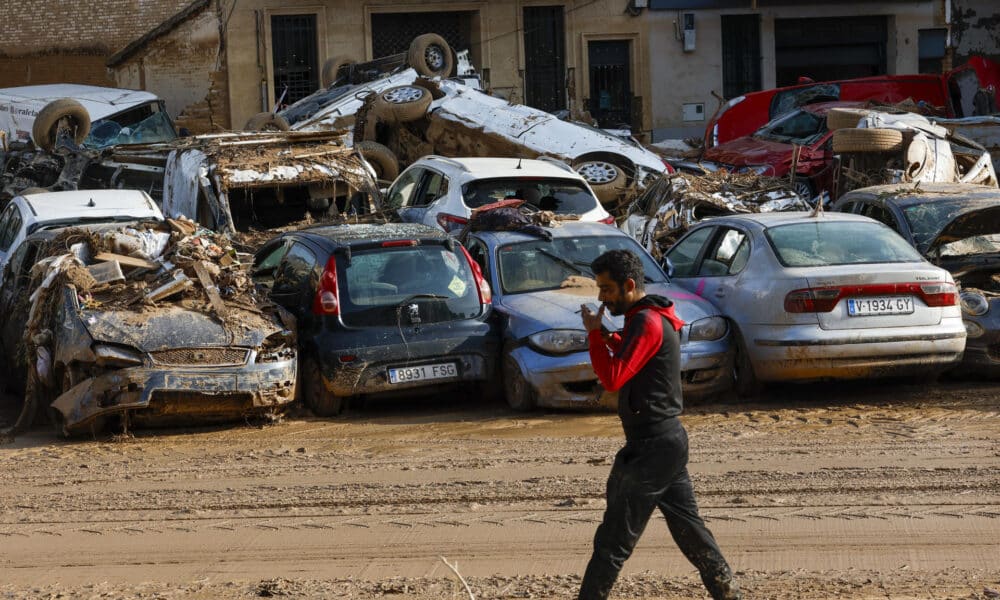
805,264,947,330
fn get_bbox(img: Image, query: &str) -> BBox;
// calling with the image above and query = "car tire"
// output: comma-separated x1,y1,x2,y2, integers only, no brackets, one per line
574,160,625,204
792,177,815,201
301,354,344,417
826,107,872,131
32,98,91,151
321,55,355,88
832,128,904,153
375,85,432,123
732,327,762,399
245,111,291,132
407,33,454,77
355,141,400,181
503,354,536,411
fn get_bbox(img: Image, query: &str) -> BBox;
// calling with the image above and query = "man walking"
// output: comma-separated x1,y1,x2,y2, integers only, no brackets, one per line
578,249,740,600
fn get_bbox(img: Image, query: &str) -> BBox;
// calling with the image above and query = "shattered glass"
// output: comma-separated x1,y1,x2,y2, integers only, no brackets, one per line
83,111,177,149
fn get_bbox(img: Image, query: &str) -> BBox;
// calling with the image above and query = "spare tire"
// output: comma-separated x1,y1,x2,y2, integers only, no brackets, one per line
375,85,432,123
574,160,625,204
321,55,355,88
832,128,904,153
826,107,872,131
245,111,291,131
356,141,399,181
32,98,91,151
407,34,453,77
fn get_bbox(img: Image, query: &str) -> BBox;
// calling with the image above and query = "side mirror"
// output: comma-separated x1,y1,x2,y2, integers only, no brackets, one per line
661,256,675,279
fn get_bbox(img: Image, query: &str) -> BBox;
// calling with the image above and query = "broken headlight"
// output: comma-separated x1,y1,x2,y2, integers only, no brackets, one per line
528,329,589,355
688,317,727,342
256,331,297,363
93,344,144,368
960,291,989,316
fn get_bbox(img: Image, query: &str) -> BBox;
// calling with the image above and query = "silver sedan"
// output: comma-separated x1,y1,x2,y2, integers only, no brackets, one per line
663,212,966,396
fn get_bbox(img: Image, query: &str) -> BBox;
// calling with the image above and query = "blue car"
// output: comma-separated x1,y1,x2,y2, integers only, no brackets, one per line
463,222,733,410
253,223,498,416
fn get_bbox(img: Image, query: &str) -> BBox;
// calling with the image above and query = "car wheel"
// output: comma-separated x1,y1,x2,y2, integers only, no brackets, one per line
792,177,815,202
245,111,291,132
376,85,432,123
355,141,400,181
407,33,454,77
574,160,625,205
832,128,904,153
732,328,762,399
503,354,536,411
301,354,344,417
32,98,91,151
321,55,355,88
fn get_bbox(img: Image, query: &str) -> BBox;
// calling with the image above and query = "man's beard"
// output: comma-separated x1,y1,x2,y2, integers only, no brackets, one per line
606,300,627,316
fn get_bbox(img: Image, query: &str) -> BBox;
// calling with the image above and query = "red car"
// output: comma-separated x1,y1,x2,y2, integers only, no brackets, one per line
701,101,858,200
704,56,1000,149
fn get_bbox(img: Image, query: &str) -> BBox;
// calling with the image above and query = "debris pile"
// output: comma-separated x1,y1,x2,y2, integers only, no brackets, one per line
621,171,807,256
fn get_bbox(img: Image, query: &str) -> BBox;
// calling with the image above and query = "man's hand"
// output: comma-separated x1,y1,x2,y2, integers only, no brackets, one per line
580,303,605,332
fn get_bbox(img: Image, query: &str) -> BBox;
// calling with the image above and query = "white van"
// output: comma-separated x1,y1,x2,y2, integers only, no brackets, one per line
0,189,164,286
0,84,177,151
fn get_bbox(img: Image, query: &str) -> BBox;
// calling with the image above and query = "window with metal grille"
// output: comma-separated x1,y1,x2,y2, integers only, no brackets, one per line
721,14,761,99
371,11,472,59
271,14,319,107
523,6,566,113
588,40,632,128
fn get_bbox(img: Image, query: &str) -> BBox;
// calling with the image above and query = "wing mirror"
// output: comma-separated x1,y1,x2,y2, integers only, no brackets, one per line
661,256,675,279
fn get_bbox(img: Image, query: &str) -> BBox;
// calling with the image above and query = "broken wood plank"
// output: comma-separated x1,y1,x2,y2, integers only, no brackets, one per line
166,218,198,236
94,252,159,270
145,272,193,302
192,261,228,318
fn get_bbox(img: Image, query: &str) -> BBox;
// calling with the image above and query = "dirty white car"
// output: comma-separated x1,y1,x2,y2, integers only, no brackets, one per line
389,156,612,233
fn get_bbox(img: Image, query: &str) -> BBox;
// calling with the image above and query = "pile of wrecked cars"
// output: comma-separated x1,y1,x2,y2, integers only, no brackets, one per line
0,190,296,437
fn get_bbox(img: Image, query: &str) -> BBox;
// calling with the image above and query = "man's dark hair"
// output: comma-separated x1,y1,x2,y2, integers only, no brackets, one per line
591,249,645,292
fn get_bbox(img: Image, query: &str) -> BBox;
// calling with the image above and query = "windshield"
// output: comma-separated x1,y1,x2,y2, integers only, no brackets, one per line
903,199,1000,256
769,84,841,119
753,109,826,145
766,221,923,267
463,178,599,214
83,103,177,148
337,244,481,327
497,235,666,294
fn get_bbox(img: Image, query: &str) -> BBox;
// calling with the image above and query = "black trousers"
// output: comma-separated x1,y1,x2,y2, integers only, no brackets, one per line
578,419,738,600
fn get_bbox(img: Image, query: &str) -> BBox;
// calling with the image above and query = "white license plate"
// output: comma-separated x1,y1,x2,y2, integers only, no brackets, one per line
388,363,458,384
847,296,914,316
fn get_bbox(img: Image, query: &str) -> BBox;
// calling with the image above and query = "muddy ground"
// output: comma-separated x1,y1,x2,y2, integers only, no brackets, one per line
1,380,999,599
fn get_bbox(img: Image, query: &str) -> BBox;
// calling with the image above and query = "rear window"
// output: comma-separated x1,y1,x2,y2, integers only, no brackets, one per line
337,244,481,326
462,178,598,214
765,220,923,267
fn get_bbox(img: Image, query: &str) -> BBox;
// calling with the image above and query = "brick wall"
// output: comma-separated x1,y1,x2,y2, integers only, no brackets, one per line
0,0,195,87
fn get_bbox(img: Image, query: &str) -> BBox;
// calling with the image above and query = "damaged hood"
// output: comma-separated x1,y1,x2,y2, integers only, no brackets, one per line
498,284,715,340
79,306,279,352
702,135,795,172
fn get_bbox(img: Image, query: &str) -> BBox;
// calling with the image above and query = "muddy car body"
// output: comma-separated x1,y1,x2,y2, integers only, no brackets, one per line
254,223,497,416
663,212,965,395
464,222,732,410
0,223,297,436
833,183,1000,375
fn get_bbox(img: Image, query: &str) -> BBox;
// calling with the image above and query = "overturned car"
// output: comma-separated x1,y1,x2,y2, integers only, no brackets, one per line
0,219,297,437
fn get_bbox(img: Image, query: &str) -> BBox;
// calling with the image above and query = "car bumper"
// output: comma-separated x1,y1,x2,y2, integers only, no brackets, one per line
50,359,297,434
746,320,966,381
952,316,1000,375
509,342,733,409
313,327,497,398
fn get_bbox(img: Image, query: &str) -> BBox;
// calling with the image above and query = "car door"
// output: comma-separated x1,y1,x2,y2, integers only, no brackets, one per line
414,169,452,228
270,241,321,323
390,167,427,223
664,225,716,283
685,226,752,311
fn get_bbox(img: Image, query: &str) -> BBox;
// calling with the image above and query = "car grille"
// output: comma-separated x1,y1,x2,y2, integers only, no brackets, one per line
150,348,249,367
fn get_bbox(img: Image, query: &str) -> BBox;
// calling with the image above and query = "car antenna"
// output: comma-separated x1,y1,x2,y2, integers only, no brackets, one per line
87,198,96,207
516,157,522,170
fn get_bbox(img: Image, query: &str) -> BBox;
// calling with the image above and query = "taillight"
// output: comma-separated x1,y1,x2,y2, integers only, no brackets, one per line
598,215,616,225
920,282,958,307
312,256,340,316
459,245,492,304
784,287,840,313
784,282,959,313
436,213,468,233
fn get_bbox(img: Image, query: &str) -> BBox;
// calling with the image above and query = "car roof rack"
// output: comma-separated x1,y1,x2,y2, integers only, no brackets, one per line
424,155,470,172
535,156,575,174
